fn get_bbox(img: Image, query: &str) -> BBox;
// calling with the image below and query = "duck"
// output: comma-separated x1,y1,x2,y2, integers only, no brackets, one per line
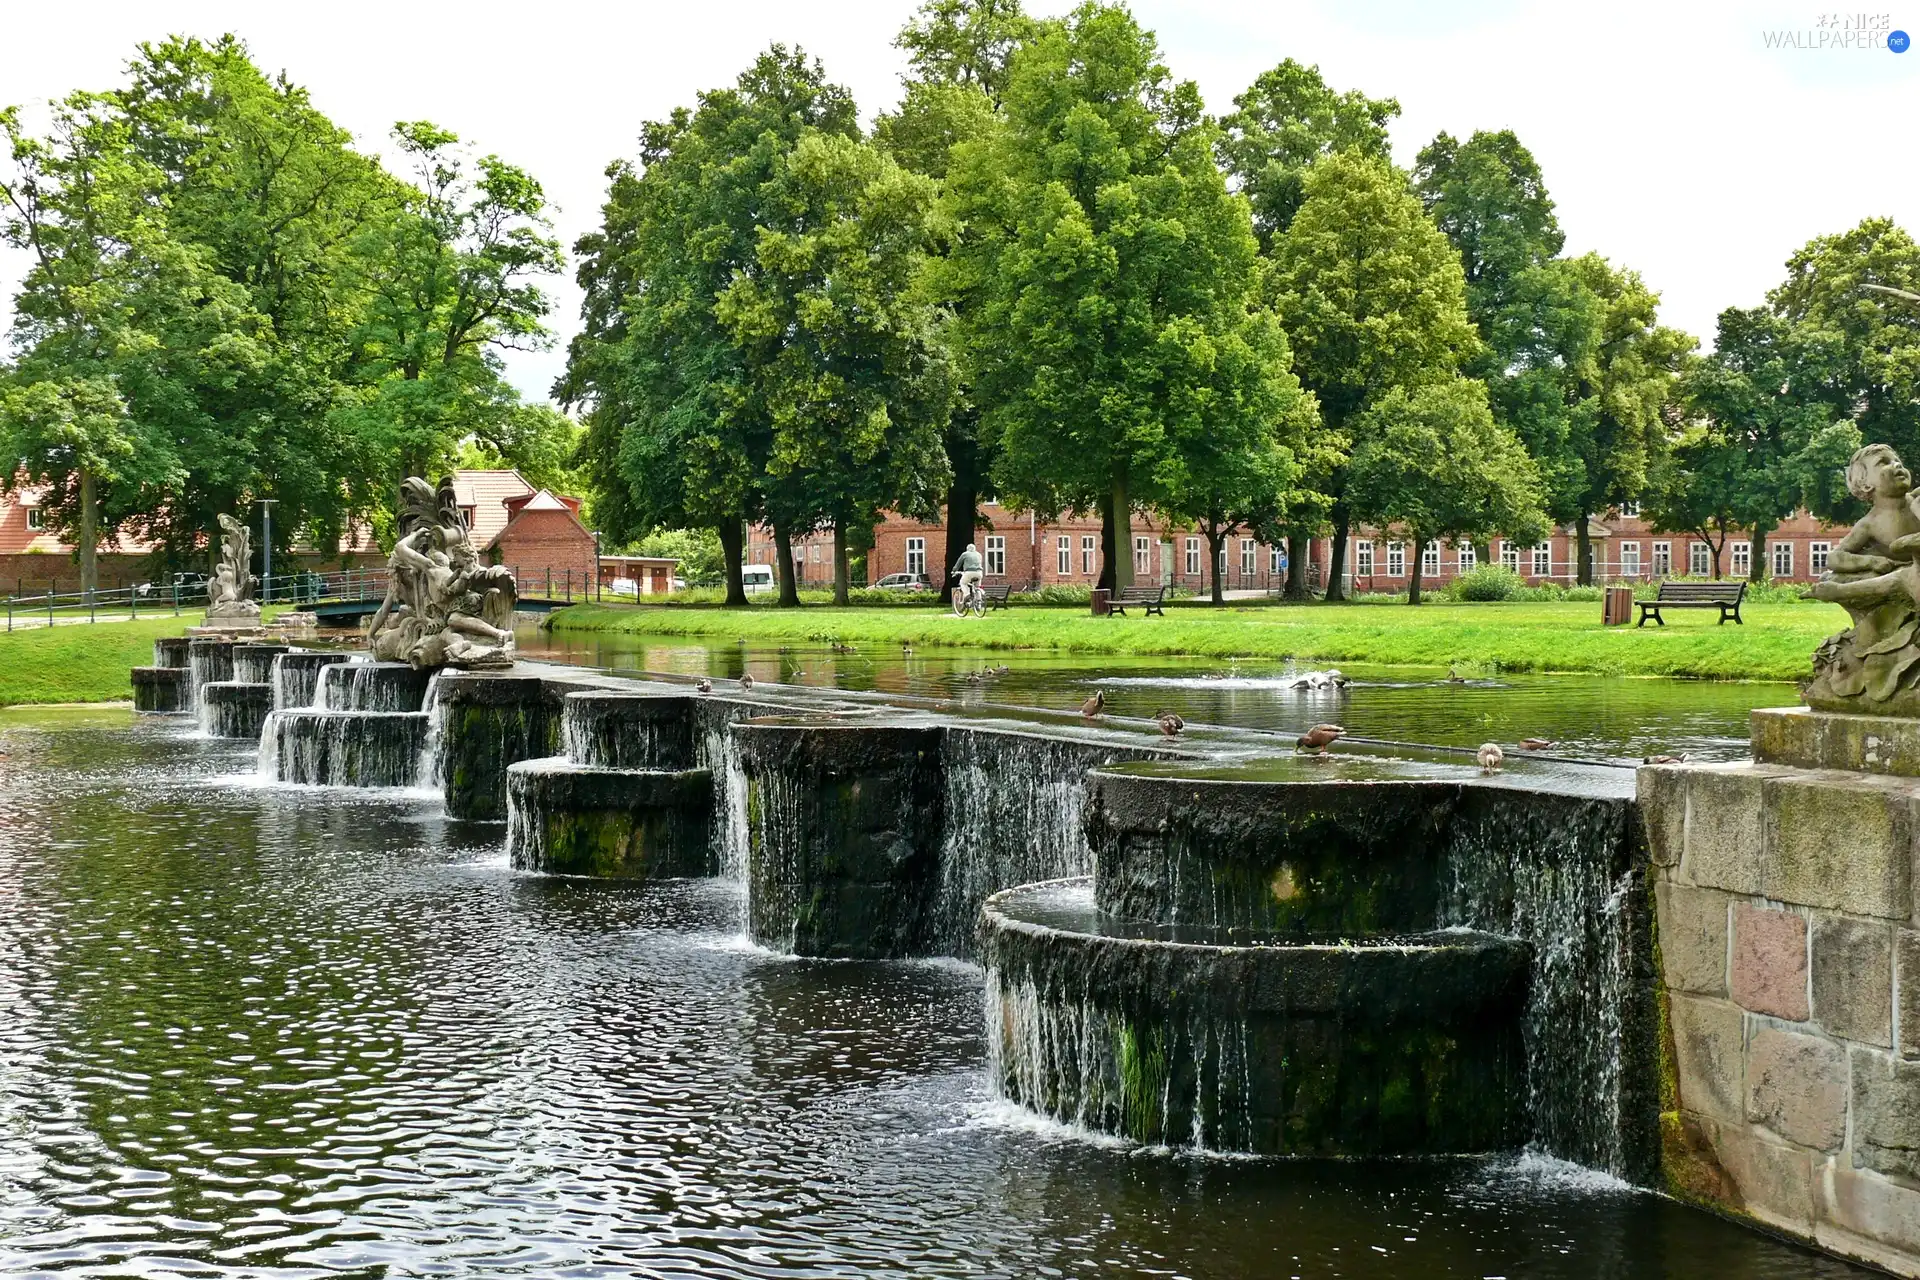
992,665,1010,675
1477,742,1504,773
695,678,713,694
1296,723,1345,753
1445,666,1468,684
1518,737,1555,751
1079,691,1106,719
1155,710,1185,737
1644,753,1689,765
739,674,755,692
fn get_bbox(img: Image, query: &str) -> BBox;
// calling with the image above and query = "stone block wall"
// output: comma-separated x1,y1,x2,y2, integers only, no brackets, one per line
1644,759,1920,1276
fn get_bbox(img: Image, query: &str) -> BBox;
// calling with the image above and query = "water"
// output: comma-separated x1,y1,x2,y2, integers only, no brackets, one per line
0,707,1872,1277
517,631,1788,763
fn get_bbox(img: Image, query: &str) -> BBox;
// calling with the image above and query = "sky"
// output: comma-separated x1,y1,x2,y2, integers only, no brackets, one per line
1,0,1915,404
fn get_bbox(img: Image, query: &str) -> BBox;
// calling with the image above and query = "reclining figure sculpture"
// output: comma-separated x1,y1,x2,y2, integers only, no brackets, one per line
368,477,518,669
1806,443,1920,715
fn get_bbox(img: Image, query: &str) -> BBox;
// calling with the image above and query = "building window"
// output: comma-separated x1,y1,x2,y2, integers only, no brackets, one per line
906,537,926,577
1056,535,1071,575
1458,543,1476,573
1239,538,1255,576
25,507,44,531
1421,541,1440,577
1652,541,1671,577
1731,541,1751,576
1387,542,1405,577
1270,545,1284,574
1620,501,1641,519
1499,540,1518,572
1772,541,1793,578
1811,541,1831,575
1082,535,1096,576
1532,542,1552,577
1185,537,1200,577
1133,536,1151,575
1355,540,1375,576
1690,542,1710,576
808,543,820,562
1620,541,1640,577
986,535,1006,576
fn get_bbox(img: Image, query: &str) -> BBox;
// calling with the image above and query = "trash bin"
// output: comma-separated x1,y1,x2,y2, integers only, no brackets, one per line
1091,588,1112,617
1603,585,1633,626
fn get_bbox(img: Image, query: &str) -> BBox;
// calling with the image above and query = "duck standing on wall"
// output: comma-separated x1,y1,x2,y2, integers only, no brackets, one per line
1079,691,1106,719
695,678,713,694
1478,742,1504,773
1155,710,1184,737
1296,723,1345,753
739,674,755,693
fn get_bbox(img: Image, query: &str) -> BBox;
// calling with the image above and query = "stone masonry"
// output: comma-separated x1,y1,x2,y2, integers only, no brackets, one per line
1644,732,1920,1277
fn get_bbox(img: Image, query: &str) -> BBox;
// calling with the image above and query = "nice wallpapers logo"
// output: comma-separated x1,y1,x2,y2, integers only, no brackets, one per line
1763,12,1911,50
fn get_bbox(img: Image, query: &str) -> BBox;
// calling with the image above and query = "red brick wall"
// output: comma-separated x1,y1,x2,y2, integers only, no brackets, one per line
492,511,596,597
0,551,380,597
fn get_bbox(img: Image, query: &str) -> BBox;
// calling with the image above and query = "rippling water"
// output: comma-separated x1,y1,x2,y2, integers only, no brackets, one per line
0,709,1869,1277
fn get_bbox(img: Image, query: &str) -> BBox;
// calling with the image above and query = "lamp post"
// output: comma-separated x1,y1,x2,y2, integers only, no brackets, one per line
591,530,602,601
257,498,277,605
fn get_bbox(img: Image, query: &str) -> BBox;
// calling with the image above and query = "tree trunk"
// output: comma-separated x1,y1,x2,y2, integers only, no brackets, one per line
832,520,850,606
77,467,98,597
1575,519,1593,586
941,482,977,606
772,525,800,607
1108,467,1134,590
1285,532,1310,600
1206,526,1226,605
719,518,747,606
1324,506,1351,602
1407,530,1425,605
1750,522,1771,582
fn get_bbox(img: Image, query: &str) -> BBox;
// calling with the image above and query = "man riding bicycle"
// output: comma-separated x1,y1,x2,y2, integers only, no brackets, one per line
952,542,984,606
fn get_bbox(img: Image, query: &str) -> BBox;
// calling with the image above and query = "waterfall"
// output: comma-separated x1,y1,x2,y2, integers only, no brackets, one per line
271,651,347,711
693,702,753,882
416,672,446,790
320,660,429,712
231,646,285,685
199,682,272,739
185,645,231,713
258,710,431,787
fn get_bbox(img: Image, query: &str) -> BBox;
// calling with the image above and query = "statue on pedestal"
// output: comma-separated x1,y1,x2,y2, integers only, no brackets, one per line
205,513,261,624
1806,443,1920,714
368,476,518,669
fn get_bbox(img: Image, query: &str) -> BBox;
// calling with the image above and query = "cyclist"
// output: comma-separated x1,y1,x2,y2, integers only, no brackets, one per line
952,542,984,610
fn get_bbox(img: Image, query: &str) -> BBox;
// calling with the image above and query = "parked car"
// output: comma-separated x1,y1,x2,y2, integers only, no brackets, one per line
607,577,640,598
740,564,777,594
872,572,933,592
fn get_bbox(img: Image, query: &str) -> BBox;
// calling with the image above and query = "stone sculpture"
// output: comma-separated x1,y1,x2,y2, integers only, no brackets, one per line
1805,443,1920,714
205,513,261,623
368,476,518,669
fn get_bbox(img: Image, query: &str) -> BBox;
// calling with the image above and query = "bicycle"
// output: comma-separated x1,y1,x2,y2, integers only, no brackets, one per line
951,573,986,617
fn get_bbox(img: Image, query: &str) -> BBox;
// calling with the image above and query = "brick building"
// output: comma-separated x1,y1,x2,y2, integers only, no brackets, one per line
772,500,1856,595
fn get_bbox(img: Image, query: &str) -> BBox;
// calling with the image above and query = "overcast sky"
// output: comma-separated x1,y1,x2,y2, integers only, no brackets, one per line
3,0,1914,403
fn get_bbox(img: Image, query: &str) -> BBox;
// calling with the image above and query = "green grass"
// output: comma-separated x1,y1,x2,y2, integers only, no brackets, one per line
0,615,212,706
549,598,1846,682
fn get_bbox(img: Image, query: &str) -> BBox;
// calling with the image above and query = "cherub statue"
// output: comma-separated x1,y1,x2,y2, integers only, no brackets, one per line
1805,443,1920,712
206,513,259,618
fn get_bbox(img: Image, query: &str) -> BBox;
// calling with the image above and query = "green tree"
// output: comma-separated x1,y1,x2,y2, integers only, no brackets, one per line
715,131,954,604
944,3,1302,591
562,47,861,605
1268,150,1480,600
1346,378,1547,604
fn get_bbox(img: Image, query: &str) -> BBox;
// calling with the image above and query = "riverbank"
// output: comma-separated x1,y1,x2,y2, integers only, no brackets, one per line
0,615,213,706
548,599,1846,682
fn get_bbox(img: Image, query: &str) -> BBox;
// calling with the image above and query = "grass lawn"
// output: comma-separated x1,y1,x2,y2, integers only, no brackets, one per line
549,598,1847,682
0,615,207,706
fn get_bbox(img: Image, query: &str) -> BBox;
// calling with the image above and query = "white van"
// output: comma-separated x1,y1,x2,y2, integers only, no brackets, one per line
740,564,776,594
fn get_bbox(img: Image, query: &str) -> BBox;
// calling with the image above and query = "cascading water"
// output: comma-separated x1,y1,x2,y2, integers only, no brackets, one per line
185,644,232,713
259,709,431,787
416,672,445,790
270,651,348,711
692,702,754,882
199,682,272,739
230,645,287,685
319,659,431,712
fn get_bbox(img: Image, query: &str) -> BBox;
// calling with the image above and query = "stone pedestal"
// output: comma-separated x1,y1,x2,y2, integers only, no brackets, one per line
131,666,188,714
435,671,563,821
506,759,712,877
1645,707,1920,1277
153,637,191,669
201,681,273,738
231,643,289,686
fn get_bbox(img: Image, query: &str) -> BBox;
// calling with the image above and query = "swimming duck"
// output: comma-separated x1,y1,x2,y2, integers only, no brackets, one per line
1519,737,1554,751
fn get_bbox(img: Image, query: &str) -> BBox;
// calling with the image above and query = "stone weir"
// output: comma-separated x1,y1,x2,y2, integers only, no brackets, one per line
981,754,1656,1178
132,636,192,714
259,659,436,787
270,649,350,710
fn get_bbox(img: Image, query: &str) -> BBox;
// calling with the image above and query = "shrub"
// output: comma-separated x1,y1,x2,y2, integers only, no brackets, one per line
1015,583,1092,605
1450,564,1523,602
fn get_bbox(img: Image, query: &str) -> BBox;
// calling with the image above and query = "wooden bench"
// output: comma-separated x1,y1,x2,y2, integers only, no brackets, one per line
983,583,1014,611
1108,585,1167,617
1636,580,1746,626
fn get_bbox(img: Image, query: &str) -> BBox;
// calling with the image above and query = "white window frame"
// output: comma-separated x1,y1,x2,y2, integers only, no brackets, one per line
1731,541,1751,577
1772,541,1793,578
905,537,926,577
1620,541,1641,578
1081,535,1096,576
1620,501,1641,519
1811,541,1831,575
1499,540,1519,572
1652,541,1671,577
1270,545,1284,575
1239,537,1255,576
807,543,820,563
985,535,1006,576
1457,543,1476,573
1133,535,1151,576
1355,539,1374,576
1421,540,1440,577
1690,542,1711,576
1057,535,1071,576
1532,542,1552,577
1185,536,1200,577
25,507,44,531
1387,542,1406,577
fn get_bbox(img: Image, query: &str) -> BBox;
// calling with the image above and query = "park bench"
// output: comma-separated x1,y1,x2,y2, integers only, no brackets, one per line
983,583,1015,611
1108,585,1167,617
1636,580,1746,626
